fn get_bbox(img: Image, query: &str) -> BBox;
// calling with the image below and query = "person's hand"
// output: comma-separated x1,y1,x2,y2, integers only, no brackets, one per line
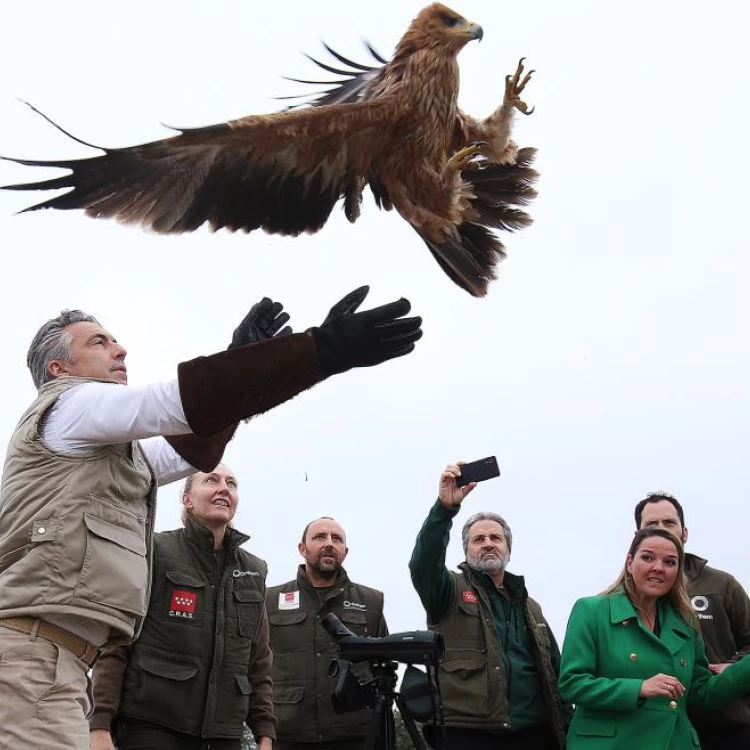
229,298,292,349
438,462,476,509
639,673,685,699
321,285,370,326
708,662,732,675
311,291,422,376
257,737,273,750
90,729,116,750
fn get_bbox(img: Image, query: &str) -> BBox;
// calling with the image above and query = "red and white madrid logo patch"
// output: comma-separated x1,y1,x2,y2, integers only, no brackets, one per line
462,591,479,604
169,589,198,620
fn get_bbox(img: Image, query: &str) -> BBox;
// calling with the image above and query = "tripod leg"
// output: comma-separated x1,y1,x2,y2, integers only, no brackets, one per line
364,694,386,750
381,702,395,750
394,698,429,750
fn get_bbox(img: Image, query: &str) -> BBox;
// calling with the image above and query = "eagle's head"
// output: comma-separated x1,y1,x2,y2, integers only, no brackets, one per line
402,4,483,54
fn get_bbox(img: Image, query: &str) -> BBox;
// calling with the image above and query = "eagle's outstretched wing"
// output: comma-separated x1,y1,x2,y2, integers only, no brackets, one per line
278,42,388,108
2,99,396,236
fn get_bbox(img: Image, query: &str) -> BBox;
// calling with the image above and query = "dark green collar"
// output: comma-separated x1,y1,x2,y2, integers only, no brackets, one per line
459,563,527,600
184,515,249,552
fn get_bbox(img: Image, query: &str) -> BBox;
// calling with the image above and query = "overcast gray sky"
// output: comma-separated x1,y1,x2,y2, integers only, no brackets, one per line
1,0,749,641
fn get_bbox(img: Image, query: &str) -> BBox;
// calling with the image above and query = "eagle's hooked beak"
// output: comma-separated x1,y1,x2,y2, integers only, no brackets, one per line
465,22,483,42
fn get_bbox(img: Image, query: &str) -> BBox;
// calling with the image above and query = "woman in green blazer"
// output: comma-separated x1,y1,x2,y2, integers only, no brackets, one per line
559,528,750,749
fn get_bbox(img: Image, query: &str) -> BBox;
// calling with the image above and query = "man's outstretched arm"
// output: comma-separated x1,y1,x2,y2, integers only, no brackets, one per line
409,463,476,624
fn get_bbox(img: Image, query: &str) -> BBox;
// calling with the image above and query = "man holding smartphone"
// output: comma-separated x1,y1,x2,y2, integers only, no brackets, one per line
409,462,570,750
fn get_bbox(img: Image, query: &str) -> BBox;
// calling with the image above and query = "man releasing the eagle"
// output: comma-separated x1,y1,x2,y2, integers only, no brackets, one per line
3,3,538,297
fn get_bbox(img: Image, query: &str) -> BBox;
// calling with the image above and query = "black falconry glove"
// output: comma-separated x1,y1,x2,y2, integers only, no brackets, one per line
310,287,423,377
229,297,292,348
320,285,370,326
173,288,423,442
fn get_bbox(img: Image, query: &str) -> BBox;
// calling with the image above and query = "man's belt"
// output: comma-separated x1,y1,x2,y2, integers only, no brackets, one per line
0,616,100,667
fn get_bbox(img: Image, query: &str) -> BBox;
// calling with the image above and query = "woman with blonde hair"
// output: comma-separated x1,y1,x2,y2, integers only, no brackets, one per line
89,465,274,750
559,527,750,749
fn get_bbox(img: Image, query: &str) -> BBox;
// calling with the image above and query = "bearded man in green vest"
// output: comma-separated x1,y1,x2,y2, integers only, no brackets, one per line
409,462,571,750
266,517,388,750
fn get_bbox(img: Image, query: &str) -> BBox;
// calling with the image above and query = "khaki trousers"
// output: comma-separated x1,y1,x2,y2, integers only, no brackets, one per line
0,627,91,750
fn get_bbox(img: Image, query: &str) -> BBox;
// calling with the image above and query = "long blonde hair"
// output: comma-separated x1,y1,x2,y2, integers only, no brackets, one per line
602,527,697,628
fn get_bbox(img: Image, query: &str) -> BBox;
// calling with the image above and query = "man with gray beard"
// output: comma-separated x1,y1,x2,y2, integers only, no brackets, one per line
409,462,570,750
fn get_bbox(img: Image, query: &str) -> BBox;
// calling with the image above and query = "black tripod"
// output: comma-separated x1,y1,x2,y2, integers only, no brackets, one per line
360,661,443,750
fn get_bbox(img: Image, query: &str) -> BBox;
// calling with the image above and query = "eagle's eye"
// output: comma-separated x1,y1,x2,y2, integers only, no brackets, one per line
441,14,461,28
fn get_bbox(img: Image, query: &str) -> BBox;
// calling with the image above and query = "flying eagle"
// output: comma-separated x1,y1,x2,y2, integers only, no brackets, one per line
2,3,538,297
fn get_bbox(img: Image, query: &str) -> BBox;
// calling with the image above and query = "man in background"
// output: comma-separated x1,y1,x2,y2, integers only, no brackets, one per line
636,492,750,750
266,517,388,750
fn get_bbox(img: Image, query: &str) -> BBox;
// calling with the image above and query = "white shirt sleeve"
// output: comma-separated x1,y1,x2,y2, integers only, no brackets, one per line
139,436,196,487
43,380,191,453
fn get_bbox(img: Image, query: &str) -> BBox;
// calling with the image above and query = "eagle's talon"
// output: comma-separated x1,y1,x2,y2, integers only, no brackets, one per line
504,57,535,115
448,142,486,172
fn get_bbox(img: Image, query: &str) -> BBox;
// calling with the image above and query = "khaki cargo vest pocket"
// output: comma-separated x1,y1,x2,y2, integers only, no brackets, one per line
1,519,60,567
234,588,263,639
439,657,490,719
75,513,148,616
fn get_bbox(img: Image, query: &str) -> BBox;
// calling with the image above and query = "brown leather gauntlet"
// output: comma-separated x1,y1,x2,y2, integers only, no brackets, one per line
165,423,239,473
177,332,323,436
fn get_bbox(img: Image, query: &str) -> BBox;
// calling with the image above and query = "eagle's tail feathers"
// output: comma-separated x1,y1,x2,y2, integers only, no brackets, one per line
413,223,504,298
464,147,539,233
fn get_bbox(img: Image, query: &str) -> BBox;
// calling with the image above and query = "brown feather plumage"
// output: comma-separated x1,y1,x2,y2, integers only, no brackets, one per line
1,3,538,296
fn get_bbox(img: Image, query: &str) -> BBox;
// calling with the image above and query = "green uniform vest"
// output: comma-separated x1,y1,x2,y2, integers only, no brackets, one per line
117,519,273,739
266,566,387,743
432,564,568,748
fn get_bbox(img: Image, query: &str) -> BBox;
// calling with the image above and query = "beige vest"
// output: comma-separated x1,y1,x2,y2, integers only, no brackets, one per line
0,377,157,644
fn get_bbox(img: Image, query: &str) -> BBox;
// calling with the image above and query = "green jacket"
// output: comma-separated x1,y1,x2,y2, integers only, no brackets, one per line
684,552,750,730
266,566,387,743
409,500,569,745
559,589,750,750
91,518,275,741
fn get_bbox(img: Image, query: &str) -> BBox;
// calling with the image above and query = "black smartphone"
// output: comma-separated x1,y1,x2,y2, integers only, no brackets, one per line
455,456,500,487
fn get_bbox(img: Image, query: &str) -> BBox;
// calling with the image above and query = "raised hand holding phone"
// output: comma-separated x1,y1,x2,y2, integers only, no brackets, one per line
455,456,500,487
439,457,500,508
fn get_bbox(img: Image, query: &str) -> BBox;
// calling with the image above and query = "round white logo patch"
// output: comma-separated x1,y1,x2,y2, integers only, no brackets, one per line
691,595,710,613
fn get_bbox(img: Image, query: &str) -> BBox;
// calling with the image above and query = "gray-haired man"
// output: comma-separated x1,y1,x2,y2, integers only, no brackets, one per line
409,462,569,750
0,289,421,750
